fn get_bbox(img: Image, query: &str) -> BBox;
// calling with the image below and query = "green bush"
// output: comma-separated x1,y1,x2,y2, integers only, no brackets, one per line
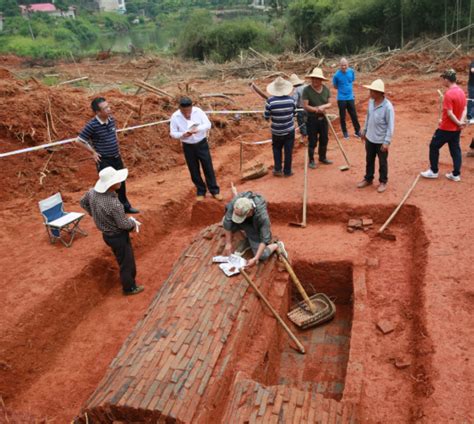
0,35,71,59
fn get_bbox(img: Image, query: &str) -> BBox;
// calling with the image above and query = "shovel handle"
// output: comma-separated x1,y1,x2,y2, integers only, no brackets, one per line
325,114,351,167
240,269,305,354
279,254,317,314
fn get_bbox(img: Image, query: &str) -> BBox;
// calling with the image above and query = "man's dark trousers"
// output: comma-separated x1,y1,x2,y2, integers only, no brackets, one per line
103,231,136,292
364,139,388,183
338,100,361,134
429,129,462,176
272,131,294,175
182,138,219,196
97,155,131,209
307,116,328,162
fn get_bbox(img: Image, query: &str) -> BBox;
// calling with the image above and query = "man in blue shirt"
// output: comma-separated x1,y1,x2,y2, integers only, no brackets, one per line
332,58,361,140
77,97,139,214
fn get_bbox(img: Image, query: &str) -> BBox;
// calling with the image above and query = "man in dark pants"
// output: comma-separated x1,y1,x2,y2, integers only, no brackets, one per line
332,58,361,139
421,69,466,182
170,97,222,202
467,59,474,120
264,76,296,177
77,97,139,214
80,167,144,296
357,79,395,193
302,67,332,169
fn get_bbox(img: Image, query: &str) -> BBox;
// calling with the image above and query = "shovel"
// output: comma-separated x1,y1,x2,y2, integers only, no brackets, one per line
289,151,308,228
377,174,420,241
277,248,336,329
325,113,351,171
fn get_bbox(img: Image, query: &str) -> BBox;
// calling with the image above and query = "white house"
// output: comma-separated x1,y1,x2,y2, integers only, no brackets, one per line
96,0,126,13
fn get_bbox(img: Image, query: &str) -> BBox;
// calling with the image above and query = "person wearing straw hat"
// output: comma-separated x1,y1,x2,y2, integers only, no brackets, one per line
290,73,308,143
222,191,286,267
264,77,297,177
332,58,361,140
77,97,139,214
357,79,395,193
302,67,332,169
80,167,144,296
170,97,222,201
421,69,466,182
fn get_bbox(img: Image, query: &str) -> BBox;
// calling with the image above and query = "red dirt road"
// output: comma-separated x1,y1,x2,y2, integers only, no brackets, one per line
0,57,472,423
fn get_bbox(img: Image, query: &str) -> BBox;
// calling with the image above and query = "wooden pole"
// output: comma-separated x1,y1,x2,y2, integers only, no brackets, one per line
240,269,305,354
279,254,316,314
325,114,351,168
378,175,420,234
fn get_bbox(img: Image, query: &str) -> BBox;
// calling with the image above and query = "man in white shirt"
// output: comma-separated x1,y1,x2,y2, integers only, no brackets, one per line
170,97,222,201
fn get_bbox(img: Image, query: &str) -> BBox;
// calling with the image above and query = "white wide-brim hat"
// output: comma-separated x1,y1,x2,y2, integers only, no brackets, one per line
266,76,293,96
305,67,328,80
94,166,128,193
289,73,305,86
363,79,385,93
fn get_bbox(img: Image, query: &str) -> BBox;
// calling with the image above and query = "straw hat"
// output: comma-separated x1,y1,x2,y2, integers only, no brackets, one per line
363,79,385,93
94,166,128,193
305,67,328,80
232,197,255,224
266,77,293,96
289,73,305,86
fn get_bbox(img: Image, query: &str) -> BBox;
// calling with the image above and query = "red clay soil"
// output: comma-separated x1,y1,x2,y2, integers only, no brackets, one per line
0,55,472,423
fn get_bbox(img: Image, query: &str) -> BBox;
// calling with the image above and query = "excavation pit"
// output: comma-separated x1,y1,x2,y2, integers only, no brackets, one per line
68,202,431,423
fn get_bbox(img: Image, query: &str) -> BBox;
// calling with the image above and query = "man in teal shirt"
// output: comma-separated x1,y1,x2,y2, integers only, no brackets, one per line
332,58,361,140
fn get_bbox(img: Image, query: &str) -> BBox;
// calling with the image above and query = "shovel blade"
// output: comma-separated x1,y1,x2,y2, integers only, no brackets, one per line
289,222,306,227
339,165,350,171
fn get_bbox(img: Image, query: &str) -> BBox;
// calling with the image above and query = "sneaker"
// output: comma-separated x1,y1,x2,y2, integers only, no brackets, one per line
355,131,361,138
343,132,349,139
276,241,288,259
357,179,372,188
420,169,438,179
196,195,205,201
283,172,294,177
377,183,387,193
445,172,461,182
212,193,223,201
308,161,317,169
123,285,144,296
273,170,283,177
319,158,333,165
466,150,474,157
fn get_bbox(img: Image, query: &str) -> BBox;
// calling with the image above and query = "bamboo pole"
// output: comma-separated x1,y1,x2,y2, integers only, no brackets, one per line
378,175,420,234
240,269,305,354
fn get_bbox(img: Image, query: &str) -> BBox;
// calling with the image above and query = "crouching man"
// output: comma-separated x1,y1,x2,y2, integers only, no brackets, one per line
80,167,144,296
222,191,286,267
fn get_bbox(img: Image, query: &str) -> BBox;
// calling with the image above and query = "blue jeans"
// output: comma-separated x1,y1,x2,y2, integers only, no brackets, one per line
429,129,462,176
296,111,307,136
272,131,295,175
468,85,474,119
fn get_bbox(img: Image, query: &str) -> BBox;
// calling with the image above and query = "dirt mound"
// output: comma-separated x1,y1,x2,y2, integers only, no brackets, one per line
0,73,257,202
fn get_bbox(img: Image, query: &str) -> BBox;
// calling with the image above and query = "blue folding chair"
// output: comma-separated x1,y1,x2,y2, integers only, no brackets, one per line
38,192,87,247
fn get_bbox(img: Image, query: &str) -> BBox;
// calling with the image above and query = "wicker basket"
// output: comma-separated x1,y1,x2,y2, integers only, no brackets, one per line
287,293,336,329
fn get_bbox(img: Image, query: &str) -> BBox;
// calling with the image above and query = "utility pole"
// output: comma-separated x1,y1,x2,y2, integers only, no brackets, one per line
469,0,473,47
400,0,404,48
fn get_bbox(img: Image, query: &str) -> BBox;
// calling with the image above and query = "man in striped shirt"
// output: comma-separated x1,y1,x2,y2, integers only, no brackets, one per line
264,77,296,177
76,97,139,214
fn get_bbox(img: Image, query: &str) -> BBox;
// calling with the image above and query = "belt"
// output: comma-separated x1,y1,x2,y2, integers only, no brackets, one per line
182,137,207,146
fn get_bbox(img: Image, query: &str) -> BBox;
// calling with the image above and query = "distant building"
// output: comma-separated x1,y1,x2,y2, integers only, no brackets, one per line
249,0,268,10
95,0,126,13
19,3,76,18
